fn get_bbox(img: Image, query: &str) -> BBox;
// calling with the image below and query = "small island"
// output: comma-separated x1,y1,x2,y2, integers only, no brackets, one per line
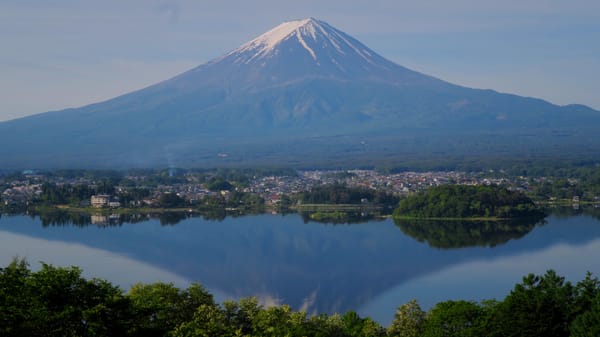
393,185,545,219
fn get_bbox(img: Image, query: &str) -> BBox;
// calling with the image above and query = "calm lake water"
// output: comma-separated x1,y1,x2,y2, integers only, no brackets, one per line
1,210,600,325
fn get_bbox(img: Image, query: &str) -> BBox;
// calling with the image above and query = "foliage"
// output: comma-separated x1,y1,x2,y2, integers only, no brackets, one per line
118,187,151,206
394,185,544,219
225,191,265,211
388,299,425,337
173,298,386,337
157,193,186,208
489,270,576,337
128,282,214,337
204,178,234,192
0,258,131,337
299,183,399,208
196,192,265,214
38,183,96,205
570,292,600,337
421,300,485,337
172,304,235,337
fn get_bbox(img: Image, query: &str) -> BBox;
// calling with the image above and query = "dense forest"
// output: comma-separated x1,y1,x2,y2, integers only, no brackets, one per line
393,185,544,219
1,259,599,337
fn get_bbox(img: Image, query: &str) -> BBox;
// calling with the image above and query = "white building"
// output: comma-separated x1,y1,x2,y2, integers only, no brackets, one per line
91,195,111,208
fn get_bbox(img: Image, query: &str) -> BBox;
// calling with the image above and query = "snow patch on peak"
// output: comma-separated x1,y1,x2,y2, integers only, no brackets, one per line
233,18,315,61
221,17,383,69
229,18,335,63
295,30,318,61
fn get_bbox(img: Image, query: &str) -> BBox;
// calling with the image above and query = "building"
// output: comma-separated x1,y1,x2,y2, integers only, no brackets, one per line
91,195,111,208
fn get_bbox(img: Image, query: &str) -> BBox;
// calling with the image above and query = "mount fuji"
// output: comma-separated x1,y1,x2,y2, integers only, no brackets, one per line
1,18,599,169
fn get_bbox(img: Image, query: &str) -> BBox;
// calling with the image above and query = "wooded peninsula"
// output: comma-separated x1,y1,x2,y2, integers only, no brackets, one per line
393,185,545,219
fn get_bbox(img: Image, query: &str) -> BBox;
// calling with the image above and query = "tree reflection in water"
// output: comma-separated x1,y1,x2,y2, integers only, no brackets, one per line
393,216,547,249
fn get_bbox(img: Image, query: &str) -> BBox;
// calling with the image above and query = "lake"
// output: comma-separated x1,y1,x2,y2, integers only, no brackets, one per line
1,209,600,325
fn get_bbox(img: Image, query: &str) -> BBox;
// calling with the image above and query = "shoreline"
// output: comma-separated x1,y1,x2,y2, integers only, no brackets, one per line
392,215,542,221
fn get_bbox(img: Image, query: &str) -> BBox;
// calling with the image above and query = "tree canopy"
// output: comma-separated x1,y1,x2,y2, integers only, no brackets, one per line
1,260,599,337
299,183,399,207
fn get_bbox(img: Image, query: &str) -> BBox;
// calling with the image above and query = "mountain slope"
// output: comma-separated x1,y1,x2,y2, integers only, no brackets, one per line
0,18,599,169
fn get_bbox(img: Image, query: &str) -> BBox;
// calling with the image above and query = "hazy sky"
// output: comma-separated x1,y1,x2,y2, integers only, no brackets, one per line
1,1,599,121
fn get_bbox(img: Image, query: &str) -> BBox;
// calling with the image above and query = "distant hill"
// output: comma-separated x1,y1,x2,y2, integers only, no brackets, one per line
1,18,599,169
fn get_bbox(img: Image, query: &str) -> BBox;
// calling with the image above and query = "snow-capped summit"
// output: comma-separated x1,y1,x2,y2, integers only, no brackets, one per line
230,17,374,64
178,18,434,90
234,18,323,62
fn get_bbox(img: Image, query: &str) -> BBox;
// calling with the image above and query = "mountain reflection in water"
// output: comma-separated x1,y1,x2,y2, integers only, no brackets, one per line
1,208,600,325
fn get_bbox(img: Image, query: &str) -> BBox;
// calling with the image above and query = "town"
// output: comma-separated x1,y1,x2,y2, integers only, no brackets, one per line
2,168,598,212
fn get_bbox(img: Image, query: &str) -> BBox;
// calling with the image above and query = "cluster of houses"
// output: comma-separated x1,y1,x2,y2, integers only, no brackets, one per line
2,183,41,206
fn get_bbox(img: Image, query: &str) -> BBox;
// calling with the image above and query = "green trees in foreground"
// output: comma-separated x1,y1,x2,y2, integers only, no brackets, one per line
1,259,599,337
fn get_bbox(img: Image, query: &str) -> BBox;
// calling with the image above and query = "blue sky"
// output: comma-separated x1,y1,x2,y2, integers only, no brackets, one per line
1,0,599,121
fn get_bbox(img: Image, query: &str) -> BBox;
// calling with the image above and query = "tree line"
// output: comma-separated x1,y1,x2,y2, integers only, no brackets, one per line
298,183,400,208
1,259,598,337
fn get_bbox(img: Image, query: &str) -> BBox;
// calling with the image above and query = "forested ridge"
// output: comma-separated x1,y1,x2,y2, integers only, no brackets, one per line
394,185,544,219
1,259,599,337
